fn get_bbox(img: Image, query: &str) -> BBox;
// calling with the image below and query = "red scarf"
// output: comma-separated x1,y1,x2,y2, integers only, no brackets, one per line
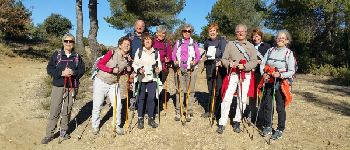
257,65,293,107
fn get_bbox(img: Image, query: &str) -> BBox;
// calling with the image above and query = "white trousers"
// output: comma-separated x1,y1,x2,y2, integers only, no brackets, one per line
219,74,251,126
92,77,122,129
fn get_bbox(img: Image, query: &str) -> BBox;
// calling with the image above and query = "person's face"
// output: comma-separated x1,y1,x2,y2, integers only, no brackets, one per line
182,27,192,39
208,28,218,40
63,37,74,51
135,21,145,33
156,31,166,41
276,33,289,47
119,40,131,54
144,37,152,49
252,34,262,44
235,26,247,41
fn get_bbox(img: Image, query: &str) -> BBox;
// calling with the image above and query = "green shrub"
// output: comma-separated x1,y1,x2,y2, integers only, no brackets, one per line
307,64,350,85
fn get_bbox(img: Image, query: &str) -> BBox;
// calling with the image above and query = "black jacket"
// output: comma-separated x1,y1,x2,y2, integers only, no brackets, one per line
47,49,85,87
257,42,271,60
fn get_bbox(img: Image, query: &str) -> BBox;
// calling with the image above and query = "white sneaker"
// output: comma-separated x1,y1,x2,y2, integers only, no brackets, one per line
116,126,124,135
92,128,99,135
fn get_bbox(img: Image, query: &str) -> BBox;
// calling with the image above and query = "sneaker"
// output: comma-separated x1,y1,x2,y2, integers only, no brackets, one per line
200,112,209,118
92,128,99,135
261,127,272,137
216,125,225,134
59,130,71,140
137,118,144,129
148,117,158,128
41,136,52,144
271,130,283,140
186,114,193,122
116,126,124,135
174,114,180,121
232,122,241,133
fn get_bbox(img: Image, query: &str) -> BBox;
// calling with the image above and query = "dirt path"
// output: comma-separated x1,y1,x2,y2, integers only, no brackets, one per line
0,56,349,150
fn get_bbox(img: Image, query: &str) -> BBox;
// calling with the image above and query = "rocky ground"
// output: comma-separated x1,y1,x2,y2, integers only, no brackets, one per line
0,55,349,150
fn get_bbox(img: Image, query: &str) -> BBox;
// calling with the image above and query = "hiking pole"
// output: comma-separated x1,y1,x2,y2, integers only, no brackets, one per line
59,76,74,144
238,69,251,137
252,79,266,140
177,68,185,125
164,73,168,116
210,66,218,128
112,83,117,137
125,73,130,134
129,66,143,133
185,58,195,123
268,77,277,145
68,77,78,133
77,115,92,140
154,62,161,124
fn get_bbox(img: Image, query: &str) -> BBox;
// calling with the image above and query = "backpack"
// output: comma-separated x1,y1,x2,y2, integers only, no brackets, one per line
137,48,159,61
154,40,168,52
91,50,115,80
56,50,79,68
91,55,105,80
265,47,298,80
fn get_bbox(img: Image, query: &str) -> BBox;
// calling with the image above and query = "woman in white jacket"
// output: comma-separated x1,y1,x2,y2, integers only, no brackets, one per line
132,33,161,129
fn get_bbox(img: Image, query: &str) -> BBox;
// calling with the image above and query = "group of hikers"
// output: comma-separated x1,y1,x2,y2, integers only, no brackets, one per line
41,19,296,144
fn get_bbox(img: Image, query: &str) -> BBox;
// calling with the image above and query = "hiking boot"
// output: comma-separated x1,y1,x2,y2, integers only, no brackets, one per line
60,130,71,140
216,125,225,134
186,114,193,122
174,114,180,121
200,112,209,118
92,128,99,135
271,130,283,140
148,117,158,128
137,118,144,129
116,126,124,135
232,121,241,133
261,127,272,137
41,136,52,144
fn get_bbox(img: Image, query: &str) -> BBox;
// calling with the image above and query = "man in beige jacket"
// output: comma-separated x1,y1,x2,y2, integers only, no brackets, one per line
216,24,257,134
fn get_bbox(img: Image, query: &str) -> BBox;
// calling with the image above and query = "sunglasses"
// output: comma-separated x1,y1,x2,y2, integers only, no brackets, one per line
182,30,192,33
64,40,75,44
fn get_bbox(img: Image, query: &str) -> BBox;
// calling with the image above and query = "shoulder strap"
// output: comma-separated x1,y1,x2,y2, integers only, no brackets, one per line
138,48,142,59
256,48,264,60
163,40,167,51
74,53,79,68
154,49,159,60
56,50,62,66
233,41,250,61
177,39,182,49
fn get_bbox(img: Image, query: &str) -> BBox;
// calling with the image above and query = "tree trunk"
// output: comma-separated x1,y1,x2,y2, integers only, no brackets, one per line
76,0,84,56
88,0,99,67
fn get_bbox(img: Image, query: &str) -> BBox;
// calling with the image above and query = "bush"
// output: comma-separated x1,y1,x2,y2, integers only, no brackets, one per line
0,43,16,57
307,64,350,85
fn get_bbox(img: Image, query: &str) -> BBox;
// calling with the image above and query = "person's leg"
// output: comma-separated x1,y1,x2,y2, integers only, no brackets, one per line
232,74,251,132
218,74,238,126
275,87,286,131
261,83,273,136
188,68,198,116
137,82,147,129
107,83,122,128
217,74,238,133
146,81,158,128
91,78,109,134
45,86,64,138
60,88,74,134
233,74,251,122
137,82,147,118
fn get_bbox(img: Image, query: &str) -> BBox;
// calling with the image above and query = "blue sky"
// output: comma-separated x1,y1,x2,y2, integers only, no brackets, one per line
23,0,216,46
